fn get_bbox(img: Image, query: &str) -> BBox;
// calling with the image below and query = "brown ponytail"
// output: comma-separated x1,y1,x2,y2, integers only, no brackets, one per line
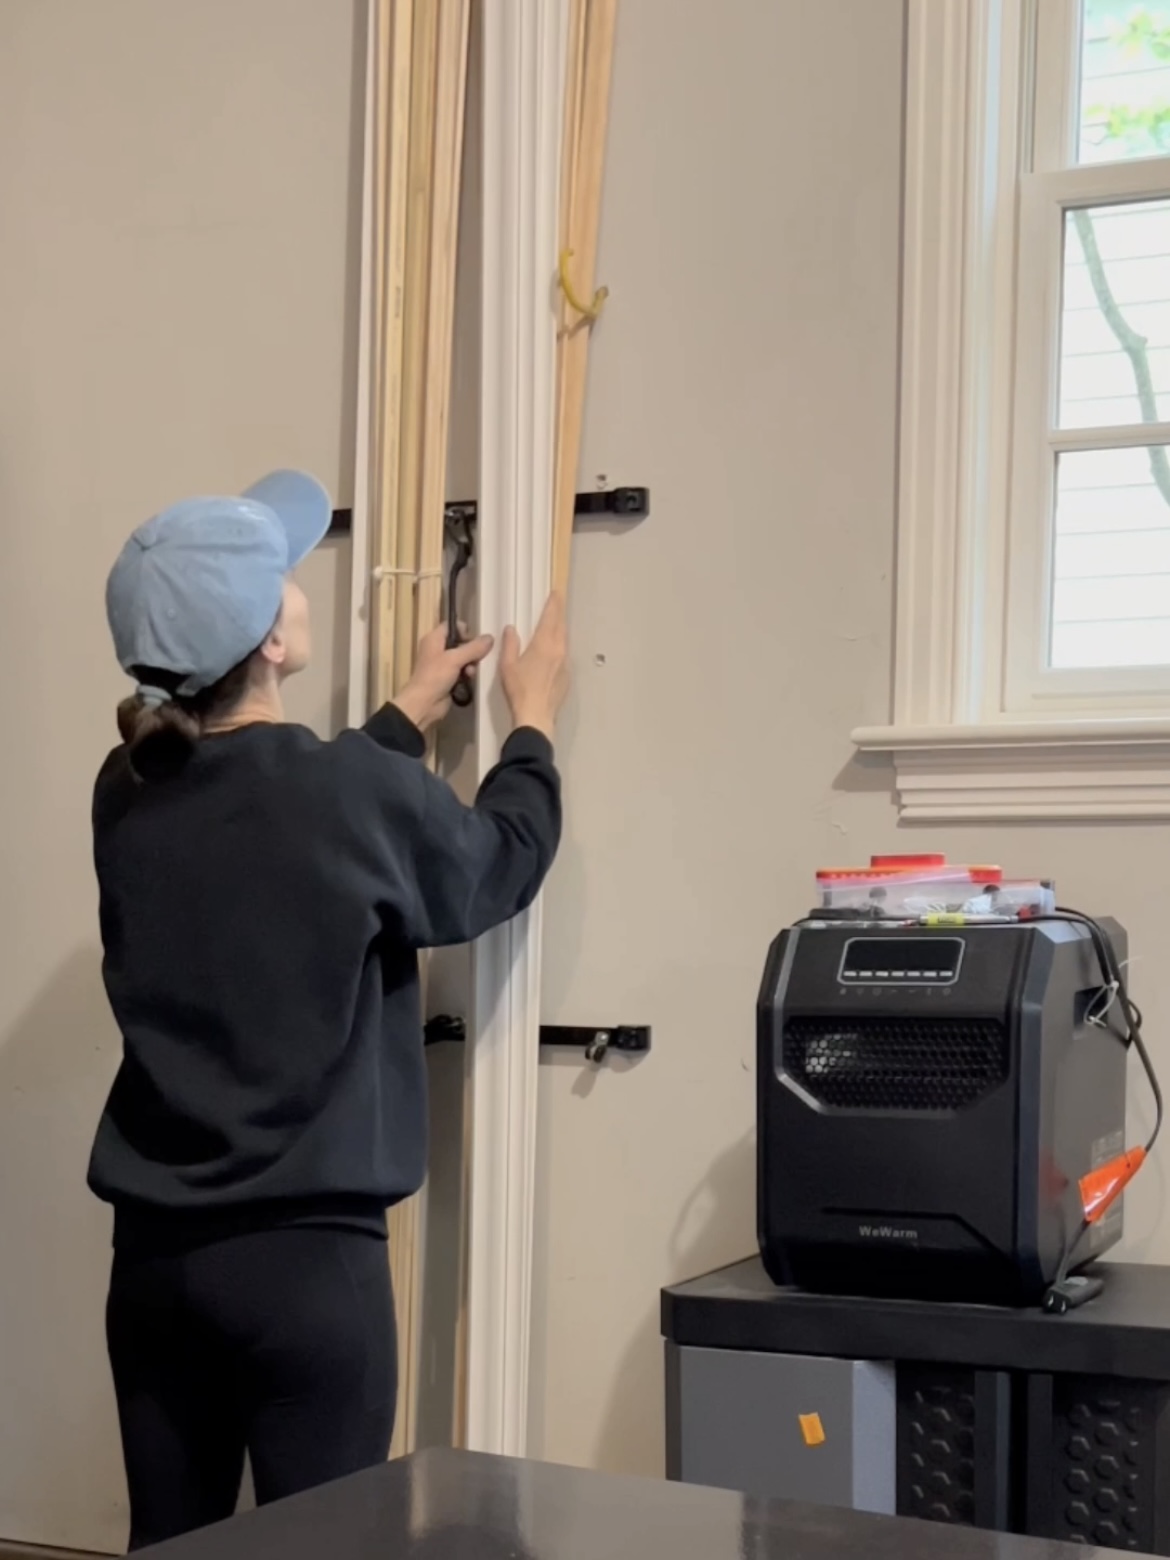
116,657,256,782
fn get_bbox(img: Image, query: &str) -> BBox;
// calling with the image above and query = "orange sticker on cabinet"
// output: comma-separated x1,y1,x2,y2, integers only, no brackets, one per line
799,1413,825,1447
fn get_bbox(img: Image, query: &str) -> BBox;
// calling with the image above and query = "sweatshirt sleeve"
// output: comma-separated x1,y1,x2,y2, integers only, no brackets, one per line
361,703,427,759
341,726,562,949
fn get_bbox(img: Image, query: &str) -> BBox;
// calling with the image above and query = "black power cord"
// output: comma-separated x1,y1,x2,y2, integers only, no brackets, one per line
1037,909,1162,1312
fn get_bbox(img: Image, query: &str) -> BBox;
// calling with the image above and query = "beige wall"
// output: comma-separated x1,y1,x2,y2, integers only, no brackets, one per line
530,0,1170,1478
6,0,1170,1540
0,1,361,1547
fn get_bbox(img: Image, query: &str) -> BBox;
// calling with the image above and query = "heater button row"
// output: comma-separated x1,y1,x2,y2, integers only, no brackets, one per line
840,969,956,983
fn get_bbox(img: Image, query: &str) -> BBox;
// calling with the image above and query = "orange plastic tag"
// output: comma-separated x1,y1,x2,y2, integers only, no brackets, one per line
799,1413,825,1447
1080,1147,1146,1224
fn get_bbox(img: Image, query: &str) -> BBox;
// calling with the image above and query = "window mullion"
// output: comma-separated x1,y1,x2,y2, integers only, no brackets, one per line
1051,424,1170,456
1028,158,1170,208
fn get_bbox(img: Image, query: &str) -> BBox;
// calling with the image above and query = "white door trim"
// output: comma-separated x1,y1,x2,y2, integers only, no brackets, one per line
464,0,566,1456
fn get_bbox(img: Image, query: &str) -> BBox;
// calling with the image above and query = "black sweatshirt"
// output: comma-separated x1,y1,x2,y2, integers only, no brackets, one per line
87,705,561,1250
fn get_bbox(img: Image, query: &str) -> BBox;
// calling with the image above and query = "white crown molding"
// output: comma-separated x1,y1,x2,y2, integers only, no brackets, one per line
854,721,1170,821
465,0,566,1456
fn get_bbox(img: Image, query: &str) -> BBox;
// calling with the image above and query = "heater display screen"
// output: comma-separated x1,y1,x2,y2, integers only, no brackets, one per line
839,937,964,986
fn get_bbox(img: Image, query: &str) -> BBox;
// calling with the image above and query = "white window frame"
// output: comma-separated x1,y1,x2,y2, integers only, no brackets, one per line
349,0,566,1456
854,0,1170,821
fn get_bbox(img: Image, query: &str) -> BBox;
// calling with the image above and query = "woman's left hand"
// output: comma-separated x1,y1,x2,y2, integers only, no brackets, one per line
392,621,494,733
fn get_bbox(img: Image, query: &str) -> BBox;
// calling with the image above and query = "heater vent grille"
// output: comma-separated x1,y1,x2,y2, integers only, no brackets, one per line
782,1017,1009,1112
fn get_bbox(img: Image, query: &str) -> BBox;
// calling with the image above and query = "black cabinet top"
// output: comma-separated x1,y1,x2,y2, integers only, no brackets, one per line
662,1257,1170,1380
141,1447,1143,1560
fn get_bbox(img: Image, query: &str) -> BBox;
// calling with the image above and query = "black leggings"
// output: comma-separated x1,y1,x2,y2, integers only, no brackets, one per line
107,1226,396,1551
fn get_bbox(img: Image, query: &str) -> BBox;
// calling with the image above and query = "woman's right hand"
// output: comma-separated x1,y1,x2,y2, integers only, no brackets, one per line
499,592,570,740
394,622,494,733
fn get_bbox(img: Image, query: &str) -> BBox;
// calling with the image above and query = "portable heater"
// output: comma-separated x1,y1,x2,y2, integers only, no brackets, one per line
757,917,1138,1308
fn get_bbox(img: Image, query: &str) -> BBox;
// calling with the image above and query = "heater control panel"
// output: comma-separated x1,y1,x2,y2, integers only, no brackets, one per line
837,936,965,988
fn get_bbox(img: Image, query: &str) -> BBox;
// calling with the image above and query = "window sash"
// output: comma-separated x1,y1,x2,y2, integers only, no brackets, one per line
1005,77,1170,712
861,0,1170,822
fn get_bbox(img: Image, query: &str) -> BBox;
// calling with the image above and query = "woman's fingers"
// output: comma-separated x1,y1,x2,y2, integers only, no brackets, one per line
452,633,494,668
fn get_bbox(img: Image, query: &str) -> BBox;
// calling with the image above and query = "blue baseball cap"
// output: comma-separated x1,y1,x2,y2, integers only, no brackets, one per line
106,470,332,696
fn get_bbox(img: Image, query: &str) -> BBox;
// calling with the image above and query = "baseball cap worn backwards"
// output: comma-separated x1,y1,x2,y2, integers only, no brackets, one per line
106,470,331,699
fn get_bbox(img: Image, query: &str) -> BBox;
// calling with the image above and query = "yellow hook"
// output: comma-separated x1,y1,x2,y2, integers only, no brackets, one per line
558,248,609,323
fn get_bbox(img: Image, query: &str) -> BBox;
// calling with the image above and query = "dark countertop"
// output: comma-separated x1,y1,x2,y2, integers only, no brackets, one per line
662,1257,1170,1380
141,1447,1149,1560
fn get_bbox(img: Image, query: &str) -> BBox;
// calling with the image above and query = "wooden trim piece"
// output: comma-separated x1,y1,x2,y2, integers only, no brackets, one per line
369,0,415,709
347,0,377,728
464,0,568,1457
392,0,440,695
358,0,472,1459
551,0,617,594
382,0,429,1459
401,0,472,1457
353,0,571,1460
551,0,587,594
417,0,472,644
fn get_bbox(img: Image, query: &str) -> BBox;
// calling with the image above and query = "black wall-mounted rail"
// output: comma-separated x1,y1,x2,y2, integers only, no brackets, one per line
424,1015,650,1066
328,487,649,540
539,1024,651,1063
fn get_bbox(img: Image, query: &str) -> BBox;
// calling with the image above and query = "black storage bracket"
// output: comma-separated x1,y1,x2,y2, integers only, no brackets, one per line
424,1015,466,1046
539,1024,651,1064
570,486,650,521
424,1015,650,1065
328,487,649,539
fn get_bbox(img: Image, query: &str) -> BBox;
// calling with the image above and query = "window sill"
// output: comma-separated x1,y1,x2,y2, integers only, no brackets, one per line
852,719,1170,822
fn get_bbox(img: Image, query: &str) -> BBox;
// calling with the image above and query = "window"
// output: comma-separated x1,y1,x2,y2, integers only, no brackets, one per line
856,0,1170,820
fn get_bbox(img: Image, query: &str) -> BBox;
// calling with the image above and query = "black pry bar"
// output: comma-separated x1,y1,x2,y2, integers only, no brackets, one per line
443,502,477,708
327,487,649,540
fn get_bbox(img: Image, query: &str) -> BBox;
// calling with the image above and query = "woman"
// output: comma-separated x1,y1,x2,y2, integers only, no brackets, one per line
88,470,567,1549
